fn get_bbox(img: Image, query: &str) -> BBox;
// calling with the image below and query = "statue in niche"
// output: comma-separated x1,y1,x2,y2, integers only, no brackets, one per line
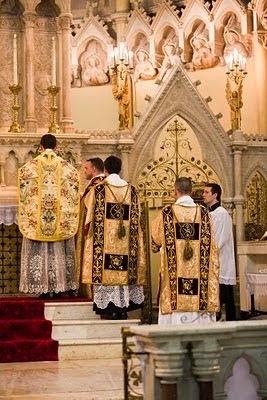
223,15,249,60
80,40,109,87
187,23,219,71
226,78,243,131
158,40,180,80
82,55,109,86
134,49,158,82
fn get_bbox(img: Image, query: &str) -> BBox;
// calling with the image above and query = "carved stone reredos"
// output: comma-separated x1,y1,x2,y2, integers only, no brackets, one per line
130,62,231,187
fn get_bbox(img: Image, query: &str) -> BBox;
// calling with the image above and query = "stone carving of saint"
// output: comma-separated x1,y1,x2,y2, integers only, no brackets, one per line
134,49,158,82
223,16,249,60
82,55,109,86
158,41,179,80
188,24,219,71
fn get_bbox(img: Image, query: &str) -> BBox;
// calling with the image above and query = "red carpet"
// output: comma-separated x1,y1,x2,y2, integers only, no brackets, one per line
0,298,58,363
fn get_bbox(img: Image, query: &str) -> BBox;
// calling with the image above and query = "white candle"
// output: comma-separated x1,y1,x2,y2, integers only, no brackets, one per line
13,34,18,85
51,36,56,86
129,51,133,68
114,47,119,65
119,42,125,60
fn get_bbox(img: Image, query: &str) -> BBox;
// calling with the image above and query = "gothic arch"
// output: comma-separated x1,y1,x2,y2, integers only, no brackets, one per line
130,63,232,197
243,161,267,186
223,355,264,394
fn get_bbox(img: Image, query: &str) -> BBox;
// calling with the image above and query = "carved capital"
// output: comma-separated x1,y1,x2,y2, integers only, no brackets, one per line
191,339,221,382
117,145,132,153
154,351,187,380
222,198,235,213
111,12,129,25
233,194,245,206
58,13,72,30
22,11,37,28
231,145,247,153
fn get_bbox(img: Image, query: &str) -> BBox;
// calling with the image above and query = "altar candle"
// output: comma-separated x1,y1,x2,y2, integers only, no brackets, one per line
13,34,18,85
52,36,56,86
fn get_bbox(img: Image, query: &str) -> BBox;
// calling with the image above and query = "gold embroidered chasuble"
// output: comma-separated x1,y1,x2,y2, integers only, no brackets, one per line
82,182,146,286
75,175,105,294
18,150,80,241
151,204,220,315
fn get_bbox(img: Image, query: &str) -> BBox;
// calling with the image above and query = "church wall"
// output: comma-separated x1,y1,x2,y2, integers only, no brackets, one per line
71,86,118,131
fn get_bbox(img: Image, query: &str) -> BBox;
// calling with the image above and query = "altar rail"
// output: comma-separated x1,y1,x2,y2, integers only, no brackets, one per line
128,321,267,400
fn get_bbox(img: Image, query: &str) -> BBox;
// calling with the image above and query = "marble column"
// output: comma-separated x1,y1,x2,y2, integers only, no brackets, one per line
23,11,38,132
231,130,247,242
58,13,73,133
191,339,221,400
154,354,186,400
112,0,130,44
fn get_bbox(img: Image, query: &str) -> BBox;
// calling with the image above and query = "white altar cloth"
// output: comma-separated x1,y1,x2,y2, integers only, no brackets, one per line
0,205,18,225
247,273,267,297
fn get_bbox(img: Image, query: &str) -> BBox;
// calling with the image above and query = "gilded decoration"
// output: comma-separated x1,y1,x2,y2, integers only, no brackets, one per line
245,171,267,240
0,223,22,294
155,203,220,314
137,117,218,201
90,183,141,285
18,150,80,241
162,205,213,311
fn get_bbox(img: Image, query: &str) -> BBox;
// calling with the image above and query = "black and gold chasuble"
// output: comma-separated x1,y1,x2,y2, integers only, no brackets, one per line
151,204,220,315
75,175,105,293
82,182,146,286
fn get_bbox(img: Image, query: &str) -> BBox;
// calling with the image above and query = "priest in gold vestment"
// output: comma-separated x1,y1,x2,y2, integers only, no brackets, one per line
82,156,146,319
151,177,220,324
18,134,80,298
75,158,105,297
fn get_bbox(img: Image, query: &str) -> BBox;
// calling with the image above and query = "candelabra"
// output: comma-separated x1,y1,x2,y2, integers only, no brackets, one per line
225,49,248,131
8,84,22,133
48,85,60,133
110,43,134,130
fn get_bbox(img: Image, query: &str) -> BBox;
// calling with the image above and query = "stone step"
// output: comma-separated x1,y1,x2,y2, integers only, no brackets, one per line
44,301,98,320
58,337,124,360
44,301,140,360
52,318,140,340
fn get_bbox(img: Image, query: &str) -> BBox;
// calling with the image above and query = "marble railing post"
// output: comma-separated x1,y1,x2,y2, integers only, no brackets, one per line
154,352,187,400
230,130,247,242
191,339,221,400
23,11,38,132
58,13,74,133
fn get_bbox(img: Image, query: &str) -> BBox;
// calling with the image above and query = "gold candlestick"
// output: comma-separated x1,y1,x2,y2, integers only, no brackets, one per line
48,85,60,133
9,84,22,133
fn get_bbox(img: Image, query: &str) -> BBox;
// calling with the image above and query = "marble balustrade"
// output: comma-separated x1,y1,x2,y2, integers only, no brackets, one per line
129,320,267,400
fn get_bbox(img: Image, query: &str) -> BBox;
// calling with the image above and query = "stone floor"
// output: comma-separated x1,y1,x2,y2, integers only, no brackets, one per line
0,358,124,400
